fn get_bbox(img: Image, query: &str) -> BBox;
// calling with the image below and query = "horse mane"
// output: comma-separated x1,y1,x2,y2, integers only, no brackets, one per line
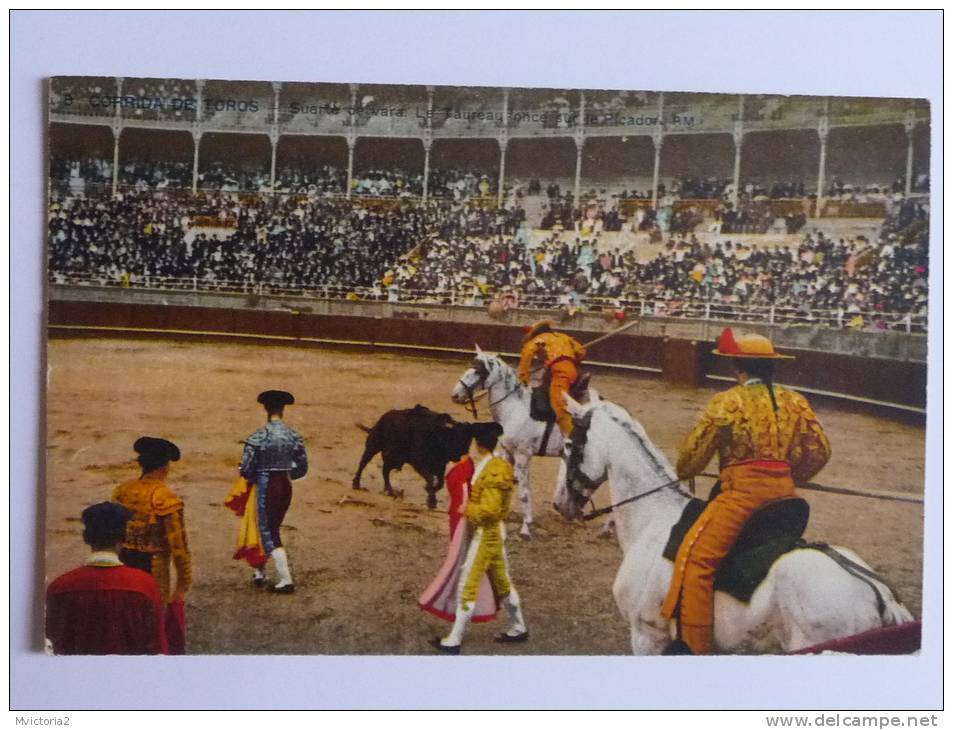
595,400,678,483
480,352,520,390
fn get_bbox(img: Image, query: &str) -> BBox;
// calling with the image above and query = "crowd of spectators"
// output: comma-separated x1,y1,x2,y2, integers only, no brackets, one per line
389,201,929,328
48,150,930,330
48,191,524,294
49,155,496,201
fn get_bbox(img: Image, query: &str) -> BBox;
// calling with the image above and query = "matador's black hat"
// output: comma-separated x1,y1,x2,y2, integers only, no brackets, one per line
133,437,181,464
81,501,132,534
467,421,504,439
258,390,295,409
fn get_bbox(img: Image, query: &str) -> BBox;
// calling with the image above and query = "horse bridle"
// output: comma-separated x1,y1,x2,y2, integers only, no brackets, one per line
457,357,522,417
562,410,684,522
562,412,605,506
457,358,489,418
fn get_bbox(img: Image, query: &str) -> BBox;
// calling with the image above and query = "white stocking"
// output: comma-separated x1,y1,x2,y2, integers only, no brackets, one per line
271,547,293,588
444,601,475,647
502,589,527,636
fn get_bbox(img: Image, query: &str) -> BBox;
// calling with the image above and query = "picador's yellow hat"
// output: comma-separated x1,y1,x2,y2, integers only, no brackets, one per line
712,328,794,359
522,320,554,344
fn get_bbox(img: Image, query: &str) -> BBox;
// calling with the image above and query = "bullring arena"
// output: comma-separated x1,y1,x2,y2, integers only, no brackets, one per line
44,78,929,655
45,311,925,655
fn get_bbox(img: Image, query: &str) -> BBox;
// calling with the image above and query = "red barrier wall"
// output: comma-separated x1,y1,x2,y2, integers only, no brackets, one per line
48,299,926,411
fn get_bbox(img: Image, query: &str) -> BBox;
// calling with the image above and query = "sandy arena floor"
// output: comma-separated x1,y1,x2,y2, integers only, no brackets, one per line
44,337,926,654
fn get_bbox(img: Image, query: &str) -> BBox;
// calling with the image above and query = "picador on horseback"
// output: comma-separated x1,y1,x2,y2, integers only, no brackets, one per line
518,320,587,442
661,328,832,654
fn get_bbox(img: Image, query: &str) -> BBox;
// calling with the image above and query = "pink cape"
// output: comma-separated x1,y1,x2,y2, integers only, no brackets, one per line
418,522,499,623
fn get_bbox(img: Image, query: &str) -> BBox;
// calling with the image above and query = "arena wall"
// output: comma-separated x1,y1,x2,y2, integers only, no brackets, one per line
48,287,928,414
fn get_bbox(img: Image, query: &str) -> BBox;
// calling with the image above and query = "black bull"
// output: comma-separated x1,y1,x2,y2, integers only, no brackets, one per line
352,405,492,509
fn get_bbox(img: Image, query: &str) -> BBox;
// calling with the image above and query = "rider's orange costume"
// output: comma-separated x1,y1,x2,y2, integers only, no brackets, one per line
518,322,587,437
660,329,831,654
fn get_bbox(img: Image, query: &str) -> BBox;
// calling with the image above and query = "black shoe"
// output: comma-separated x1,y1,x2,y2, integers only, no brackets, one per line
661,639,694,655
494,630,529,643
252,577,266,588
270,584,295,595
429,637,460,655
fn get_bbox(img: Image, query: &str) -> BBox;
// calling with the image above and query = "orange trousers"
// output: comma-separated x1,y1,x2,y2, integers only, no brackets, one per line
548,359,578,437
660,462,795,654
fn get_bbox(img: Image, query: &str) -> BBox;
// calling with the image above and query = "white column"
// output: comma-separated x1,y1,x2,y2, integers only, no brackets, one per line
498,88,509,206
573,92,587,209
111,125,121,196
815,117,829,218
651,92,665,210
191,127,201,194
269,131,278,194
111,77,123,196
904,110,916,197
346,131,356,200
192,80,205,195
270,82,282,194
423,86,435,201
651,128,663,211
731,121,744,208
422,132,432,202
497,131,508,207
573,128,584,210
271,81,281,127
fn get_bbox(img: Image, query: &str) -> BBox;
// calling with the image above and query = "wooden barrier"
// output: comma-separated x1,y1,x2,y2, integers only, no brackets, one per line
47,299,927,414
661,338,708,388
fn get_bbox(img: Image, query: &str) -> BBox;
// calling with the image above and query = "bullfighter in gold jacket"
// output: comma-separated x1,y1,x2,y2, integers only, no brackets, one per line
112,436,193,653
518,320,587,439
112,437,192,605
432,426,529,654
660,328,831,654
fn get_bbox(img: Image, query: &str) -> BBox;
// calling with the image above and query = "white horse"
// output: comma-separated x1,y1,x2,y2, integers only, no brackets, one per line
553,390,914,655
451,347,566,538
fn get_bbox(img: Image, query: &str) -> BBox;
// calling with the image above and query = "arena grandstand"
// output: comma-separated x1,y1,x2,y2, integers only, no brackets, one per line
48,78,931,335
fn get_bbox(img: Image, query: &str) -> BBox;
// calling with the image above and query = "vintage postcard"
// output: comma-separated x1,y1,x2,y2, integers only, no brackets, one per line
45,76,928,657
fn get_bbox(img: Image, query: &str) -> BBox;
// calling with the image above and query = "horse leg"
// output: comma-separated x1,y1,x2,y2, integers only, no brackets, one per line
512,450,533,539
630,619,670,656
352,444,379,490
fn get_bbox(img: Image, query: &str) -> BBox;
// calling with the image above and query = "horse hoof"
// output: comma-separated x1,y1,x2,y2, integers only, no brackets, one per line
519,525,532,540
426,497,437,510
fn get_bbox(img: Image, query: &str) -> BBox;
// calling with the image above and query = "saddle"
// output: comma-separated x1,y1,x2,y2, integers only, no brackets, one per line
529,373,591,422
662,488,810,604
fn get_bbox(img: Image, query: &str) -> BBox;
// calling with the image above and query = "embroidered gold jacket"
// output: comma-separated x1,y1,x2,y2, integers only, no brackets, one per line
518,332,587,383
112,476,193,600
465,457,515,529
676,380,832,485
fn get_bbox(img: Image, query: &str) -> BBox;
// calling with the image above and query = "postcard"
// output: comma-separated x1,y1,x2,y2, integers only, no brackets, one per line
45,75,928,658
